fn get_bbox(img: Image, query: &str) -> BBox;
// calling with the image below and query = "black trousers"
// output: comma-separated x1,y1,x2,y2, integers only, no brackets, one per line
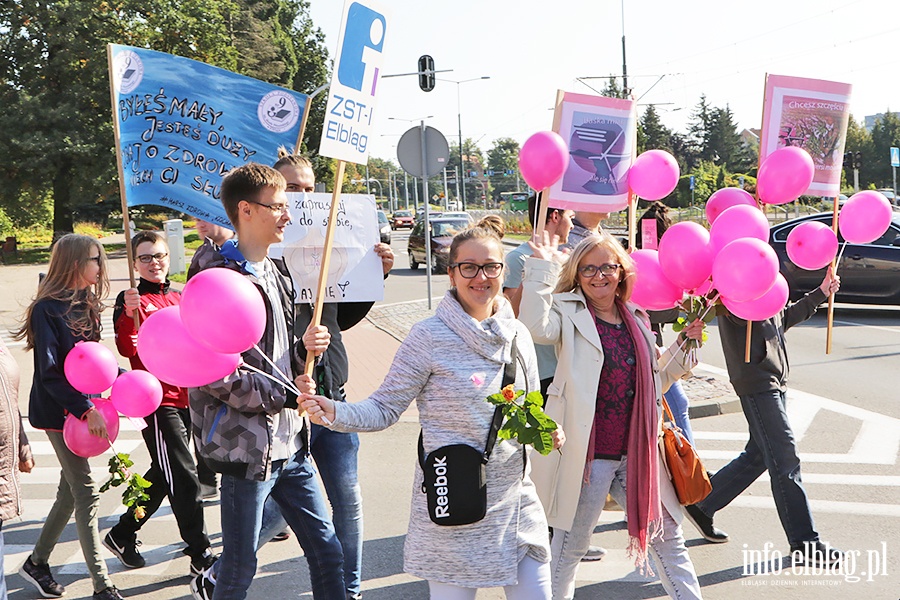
111,406,210,557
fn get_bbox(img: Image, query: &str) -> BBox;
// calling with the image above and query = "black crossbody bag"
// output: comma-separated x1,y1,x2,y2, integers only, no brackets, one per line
417,338,518,526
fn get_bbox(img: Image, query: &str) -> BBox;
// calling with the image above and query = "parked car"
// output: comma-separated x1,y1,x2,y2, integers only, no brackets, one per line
414,209,443,222
769,211,900,304
407,217,471,272
442,211,474,224
390,209,414,229
876,189,896,205
377,210,391,244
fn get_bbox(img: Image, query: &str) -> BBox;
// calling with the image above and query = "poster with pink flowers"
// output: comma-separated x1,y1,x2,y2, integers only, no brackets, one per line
760,75,852,198
548,91,637,212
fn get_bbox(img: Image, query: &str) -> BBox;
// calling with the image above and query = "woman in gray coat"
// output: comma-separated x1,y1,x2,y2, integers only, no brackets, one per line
303,217,564,599
1,336,34,599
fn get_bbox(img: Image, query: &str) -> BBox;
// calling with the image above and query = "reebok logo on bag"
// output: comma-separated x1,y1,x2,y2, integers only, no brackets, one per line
432,456,450,519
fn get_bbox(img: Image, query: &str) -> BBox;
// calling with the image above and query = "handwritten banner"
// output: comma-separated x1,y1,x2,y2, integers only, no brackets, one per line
109,44,309,228
270,193,383,303
548,91,637,213
760,74,852,198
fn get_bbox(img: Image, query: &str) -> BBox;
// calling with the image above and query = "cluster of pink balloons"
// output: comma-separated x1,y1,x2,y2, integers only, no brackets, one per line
62,341,164,457
629,150,680,200
518,131,569,191
137,267,265,388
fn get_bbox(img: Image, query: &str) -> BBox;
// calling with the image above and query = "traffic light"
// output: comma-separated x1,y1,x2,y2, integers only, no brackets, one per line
418,55,435,92
843,152,853,170
854,151,862,170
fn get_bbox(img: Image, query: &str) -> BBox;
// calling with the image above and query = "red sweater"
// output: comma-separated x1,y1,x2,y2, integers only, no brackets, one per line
113,278,187,409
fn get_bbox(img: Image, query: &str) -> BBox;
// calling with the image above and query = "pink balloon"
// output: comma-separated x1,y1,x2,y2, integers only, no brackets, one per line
722,274,789,321
712,238,780,303
63,399,120,458
838,190,893,244
690,277,713,297
137,306,241,388
658,222,714,291
629,249,683,311
63,341,119,395
110,370,164,418
710,204,770,254
786,221,838,270
518,131,569,191
628,150,680,200
757,147,815,205
706,187,757,224
181,268,266,354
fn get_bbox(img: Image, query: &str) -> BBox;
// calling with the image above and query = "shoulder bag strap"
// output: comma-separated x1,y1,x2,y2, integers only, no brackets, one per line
483,336,518,463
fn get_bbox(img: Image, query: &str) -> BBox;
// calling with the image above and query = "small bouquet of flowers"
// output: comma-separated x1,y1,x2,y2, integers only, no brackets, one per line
670,287,721,362
486,385,559,456
100,452,152,520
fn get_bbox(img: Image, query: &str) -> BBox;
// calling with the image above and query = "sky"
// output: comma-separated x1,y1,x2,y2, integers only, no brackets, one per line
308,0,900,164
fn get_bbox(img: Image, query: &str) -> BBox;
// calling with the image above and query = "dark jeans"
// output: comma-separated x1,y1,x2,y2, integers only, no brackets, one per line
697,389,818,546
213,451,344,600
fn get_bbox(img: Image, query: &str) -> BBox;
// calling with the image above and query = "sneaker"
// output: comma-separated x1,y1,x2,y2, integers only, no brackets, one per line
683,504,729,543
188,548,219,577
581,545,608,562
791,540,844,567
19,556,66,598
92,587,125,599
272,530,291,542
103,531,146,568
190,570,215,600
199,483,218,501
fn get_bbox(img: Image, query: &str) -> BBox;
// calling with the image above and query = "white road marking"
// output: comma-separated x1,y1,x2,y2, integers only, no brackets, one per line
732,496,900,518
833,319,900,334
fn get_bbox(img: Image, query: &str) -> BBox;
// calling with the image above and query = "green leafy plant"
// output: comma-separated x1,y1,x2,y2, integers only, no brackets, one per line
671,292,720,353
486,385,559,456
99,452,152,521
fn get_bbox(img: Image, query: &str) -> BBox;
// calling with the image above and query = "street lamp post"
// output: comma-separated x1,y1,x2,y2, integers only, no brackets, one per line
439,77,490,212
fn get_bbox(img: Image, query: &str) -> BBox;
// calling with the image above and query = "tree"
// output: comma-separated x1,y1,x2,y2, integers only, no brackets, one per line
707,105,752,172
638,105,673,155
687,94,713,165
447,138,486,208
486,137,520,200
869,111,900,189
600,76,627,99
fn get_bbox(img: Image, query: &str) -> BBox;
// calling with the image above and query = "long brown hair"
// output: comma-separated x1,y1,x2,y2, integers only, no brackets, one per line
13,234,109,350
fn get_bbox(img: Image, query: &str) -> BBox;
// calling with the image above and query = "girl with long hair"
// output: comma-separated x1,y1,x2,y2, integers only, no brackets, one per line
14,234,124,600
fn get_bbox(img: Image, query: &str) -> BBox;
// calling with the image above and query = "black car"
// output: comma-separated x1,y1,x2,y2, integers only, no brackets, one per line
407,217,470,272
377,210,391,244
769,211,900,304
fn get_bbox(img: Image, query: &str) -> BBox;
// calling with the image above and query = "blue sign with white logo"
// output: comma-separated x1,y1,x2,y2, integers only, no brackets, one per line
320,0,390,164
891,147,899,168
689,175,695,190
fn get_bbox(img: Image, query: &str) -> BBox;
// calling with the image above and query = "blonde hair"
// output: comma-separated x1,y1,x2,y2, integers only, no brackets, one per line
553,232,635,302
13,234,108,350
448,215,505,264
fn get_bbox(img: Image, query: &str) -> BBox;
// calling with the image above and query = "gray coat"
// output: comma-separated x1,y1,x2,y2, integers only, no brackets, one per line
331,290,550,587
0,337,31,522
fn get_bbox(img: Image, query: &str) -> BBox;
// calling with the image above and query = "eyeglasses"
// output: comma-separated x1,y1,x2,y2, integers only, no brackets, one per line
137,252,168,264
248,200,290,215
88,256,102,264
577,263,621,278
451,262,504,279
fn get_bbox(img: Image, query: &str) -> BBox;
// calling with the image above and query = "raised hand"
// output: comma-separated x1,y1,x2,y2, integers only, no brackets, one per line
527,230,567,263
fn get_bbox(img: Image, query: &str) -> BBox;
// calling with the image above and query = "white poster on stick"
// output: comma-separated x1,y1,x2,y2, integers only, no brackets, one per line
271,193,383,303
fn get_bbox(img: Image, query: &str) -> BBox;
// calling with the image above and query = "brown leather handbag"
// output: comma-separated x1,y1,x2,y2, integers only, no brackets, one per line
661,397,712,505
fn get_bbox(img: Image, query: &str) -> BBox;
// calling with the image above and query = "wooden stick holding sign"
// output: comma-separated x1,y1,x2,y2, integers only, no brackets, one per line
524,91,568,241
106,44,140,329
825,195,839,354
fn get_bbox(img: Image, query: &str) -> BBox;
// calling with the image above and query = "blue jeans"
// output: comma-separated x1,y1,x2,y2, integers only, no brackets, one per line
697,389,818,546
259,425,363,596
664,380,695,446
213,451,344,600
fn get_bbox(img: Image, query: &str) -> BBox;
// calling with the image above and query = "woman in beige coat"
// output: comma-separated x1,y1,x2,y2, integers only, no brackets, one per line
519,232,703,600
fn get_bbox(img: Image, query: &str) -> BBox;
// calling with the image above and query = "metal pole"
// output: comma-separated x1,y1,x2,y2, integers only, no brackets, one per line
443,168,449,210
893,166,897,206
621,0,628,96
458,86,466,211
454,166,460,206
413,177,418,206
420,121,434,309
404,171,409,209
365,165,371,194
853,168,859,193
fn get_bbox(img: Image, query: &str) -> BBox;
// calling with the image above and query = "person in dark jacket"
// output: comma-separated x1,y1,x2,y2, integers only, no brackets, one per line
102,231,216,577
684,268,844,568
188,163,343,600
12,234,125,599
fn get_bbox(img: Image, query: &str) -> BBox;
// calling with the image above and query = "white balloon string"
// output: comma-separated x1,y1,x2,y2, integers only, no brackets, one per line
251,343,299,393
240,362,303,397
835,241,847,275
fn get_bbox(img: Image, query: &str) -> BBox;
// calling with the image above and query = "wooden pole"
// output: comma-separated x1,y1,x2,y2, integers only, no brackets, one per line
106,45,139,329
627,193,637,251
534,190,549,239
826,196,839,354
304,160,346,377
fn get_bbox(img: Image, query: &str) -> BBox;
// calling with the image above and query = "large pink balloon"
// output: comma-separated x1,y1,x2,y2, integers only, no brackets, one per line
110,370,164,418
658,222,714,291
181,267,266,354
706,187,757,224
838,190,893,244
712,238,780,303
722,274,789,321
629,249,683,311
63,399,120,458
518,131,569,191
757,147,815,205
64,341,118,395
710,204,770,254
628,150,680,200
786,221,838,270
137,306,241,388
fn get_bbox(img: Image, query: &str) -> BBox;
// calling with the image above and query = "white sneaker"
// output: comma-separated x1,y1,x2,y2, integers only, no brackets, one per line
581,546,608,562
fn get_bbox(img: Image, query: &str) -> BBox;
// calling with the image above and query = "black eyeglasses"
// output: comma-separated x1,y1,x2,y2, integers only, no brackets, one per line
248,200,290,215
137,252,168,264
577,263,621,278
88,256,102,264
451,262,504,279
